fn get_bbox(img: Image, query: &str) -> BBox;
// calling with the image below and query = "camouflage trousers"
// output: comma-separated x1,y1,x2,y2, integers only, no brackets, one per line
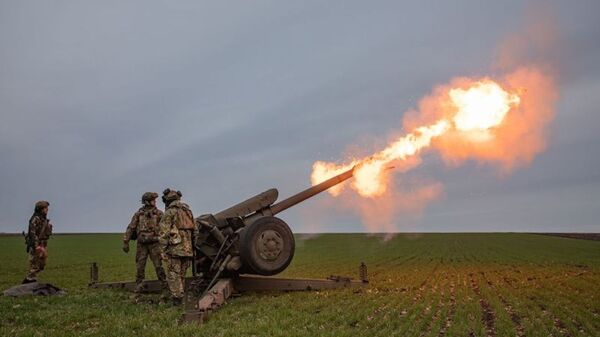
26,243,48,280
165,256,191,299
135,242,166,291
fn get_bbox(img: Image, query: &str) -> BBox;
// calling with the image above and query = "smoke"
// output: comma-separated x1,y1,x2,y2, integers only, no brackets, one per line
403,68,557,171
324,176,444,236
492,2,563,77
309,3,560,233
434,2,560,171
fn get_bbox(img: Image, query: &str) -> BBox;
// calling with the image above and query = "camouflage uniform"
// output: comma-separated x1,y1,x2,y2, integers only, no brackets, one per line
159,189,196,304
123,193,167,292
25,201,53,282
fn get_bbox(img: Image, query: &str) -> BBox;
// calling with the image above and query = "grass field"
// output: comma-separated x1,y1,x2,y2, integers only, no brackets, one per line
1,233,599,337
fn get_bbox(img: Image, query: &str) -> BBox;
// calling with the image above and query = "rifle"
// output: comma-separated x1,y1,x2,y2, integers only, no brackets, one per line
22,230,34,253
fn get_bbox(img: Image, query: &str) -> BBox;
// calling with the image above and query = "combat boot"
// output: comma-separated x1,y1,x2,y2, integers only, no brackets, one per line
22,278,36,284
129,282,143,302
158,290,170,305
130,293,143,303
172,297,183,306
133,281,144,293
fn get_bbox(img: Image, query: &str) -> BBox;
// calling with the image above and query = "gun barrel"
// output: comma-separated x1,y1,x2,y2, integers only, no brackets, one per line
269,167,354,215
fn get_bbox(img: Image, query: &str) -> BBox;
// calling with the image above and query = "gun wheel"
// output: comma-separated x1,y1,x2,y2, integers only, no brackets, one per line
240,216,295,276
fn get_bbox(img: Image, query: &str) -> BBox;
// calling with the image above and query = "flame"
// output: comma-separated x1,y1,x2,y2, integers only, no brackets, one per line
451,80,520,131
311,79,522,197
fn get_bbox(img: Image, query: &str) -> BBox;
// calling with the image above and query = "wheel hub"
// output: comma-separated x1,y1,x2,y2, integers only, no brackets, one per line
257,229,284,261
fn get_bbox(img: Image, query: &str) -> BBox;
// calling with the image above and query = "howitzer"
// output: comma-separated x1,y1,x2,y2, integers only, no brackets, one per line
194,167,354,278
89,167,368,324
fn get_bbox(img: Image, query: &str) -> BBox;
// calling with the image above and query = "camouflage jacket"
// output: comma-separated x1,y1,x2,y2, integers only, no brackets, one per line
124,206,163,244
159,200,197,257
29,214,52,247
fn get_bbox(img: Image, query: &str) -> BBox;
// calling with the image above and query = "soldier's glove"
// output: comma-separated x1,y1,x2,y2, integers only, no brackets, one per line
122,242,130,253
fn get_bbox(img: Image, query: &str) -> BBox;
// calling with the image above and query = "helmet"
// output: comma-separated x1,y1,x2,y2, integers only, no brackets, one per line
141,192,159,204
34,200,50,212
162,188,182,204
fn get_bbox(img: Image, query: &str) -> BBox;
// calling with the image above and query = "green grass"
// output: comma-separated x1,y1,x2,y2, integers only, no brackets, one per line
1,233,599,336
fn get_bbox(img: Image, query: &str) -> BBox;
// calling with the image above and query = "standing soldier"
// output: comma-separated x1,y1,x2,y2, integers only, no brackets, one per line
159,188,196,306
23,200,53,284
123,192,167,294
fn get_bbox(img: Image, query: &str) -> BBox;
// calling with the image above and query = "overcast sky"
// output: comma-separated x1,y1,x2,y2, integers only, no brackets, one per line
1,1,599,233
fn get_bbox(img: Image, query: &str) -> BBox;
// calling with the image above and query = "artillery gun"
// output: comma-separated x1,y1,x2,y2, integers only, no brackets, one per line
89,167,367,324
193,167,354,280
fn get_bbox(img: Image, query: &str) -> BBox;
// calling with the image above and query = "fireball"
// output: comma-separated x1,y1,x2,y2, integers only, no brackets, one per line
311,78,522,198
451,80,520,131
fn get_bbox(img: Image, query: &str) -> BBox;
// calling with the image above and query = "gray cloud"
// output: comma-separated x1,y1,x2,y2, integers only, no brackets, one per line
1,1,599,233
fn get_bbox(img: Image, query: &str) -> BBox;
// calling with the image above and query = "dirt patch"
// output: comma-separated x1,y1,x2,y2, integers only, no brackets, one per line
420,302,442,337
535,302,574,337
553,317,573,337
438,282,456,337
481,270,525,337
479,299,496,337
499,296,525,337
367,304,388,322
502,276,517,289
411,263,440,305
420,282,445,337
469,274,496,337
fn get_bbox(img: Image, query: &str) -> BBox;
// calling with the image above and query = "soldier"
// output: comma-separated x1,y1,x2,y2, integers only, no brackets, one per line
123,192,167,294
23,200,53,284
158,188,196,306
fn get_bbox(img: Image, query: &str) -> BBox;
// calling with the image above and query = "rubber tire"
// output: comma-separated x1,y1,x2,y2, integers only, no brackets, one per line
239,216,295,276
